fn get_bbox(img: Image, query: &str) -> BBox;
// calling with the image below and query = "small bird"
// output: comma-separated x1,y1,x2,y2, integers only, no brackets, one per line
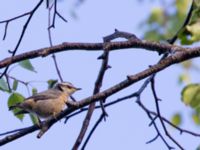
9,82,81,120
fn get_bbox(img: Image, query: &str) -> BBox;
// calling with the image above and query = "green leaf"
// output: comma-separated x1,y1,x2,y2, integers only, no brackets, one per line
181,84,200,108
47,79,58,89
0,78,9,92
12,80,18,91
29,114,39,125
19,59,36,73
32,88,38,95
171,113,182,126
8,92,25,121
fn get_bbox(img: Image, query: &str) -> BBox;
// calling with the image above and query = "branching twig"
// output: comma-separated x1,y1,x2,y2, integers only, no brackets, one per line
48,0,67,29
150,78,183,149
47,1,64,82
136,99,174,149
0,0,44,78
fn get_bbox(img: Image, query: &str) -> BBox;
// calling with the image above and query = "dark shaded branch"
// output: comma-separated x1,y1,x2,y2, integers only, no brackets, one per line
0,125,39,145
136,99,174,149
64,92,138,123
81,114,104,150
49,0,67,29
167,0,194,44
150,78,183,149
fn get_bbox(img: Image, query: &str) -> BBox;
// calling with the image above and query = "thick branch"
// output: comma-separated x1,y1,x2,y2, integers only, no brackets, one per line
0,40,185,69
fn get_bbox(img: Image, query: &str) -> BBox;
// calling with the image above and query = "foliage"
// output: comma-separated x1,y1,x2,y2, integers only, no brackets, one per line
19,59,36,73
7,92,25,121
143,0,200,127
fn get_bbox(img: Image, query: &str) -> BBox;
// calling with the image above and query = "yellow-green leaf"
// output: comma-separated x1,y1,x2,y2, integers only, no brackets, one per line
8,92,25,121
186,23,200,42
192,113,200,125
178,73,191,85
171,113,182,126
181,84,200,108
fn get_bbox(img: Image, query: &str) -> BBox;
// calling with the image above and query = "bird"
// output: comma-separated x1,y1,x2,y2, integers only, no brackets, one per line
9,82,81,121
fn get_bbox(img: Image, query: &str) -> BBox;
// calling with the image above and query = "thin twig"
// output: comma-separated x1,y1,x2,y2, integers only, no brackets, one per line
0,0,44,78
72,39,110,150
81,114,104,150
167,0,194,44
47,1,64,82
150,78,184,149
136,99,174,149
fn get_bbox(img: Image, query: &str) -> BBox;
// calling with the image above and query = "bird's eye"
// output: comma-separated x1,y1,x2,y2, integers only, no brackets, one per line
67,85,72,89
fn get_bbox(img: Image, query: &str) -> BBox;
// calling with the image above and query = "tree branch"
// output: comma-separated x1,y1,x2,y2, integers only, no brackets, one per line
0,46,200,146
0,38,186,69
72,35,111,149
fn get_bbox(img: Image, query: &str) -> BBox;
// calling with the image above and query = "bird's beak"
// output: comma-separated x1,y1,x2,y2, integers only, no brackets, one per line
75,87,82,91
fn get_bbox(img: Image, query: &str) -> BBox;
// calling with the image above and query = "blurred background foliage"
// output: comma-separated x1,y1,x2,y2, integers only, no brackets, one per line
140,0,200,128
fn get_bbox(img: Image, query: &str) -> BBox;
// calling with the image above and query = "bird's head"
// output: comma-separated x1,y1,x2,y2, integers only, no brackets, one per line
56,82,81,95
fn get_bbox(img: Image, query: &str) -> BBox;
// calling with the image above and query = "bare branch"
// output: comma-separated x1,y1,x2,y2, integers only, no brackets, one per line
150,78,184,149
0,38,187,70
81,114,105,150
72,35,110,150
47,1,64,82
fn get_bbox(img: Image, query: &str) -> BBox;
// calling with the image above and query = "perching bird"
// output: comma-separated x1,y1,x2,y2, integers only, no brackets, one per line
9,82,81,120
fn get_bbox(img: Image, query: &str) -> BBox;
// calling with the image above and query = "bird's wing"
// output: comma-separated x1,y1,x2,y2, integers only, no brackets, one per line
26,89,61,101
